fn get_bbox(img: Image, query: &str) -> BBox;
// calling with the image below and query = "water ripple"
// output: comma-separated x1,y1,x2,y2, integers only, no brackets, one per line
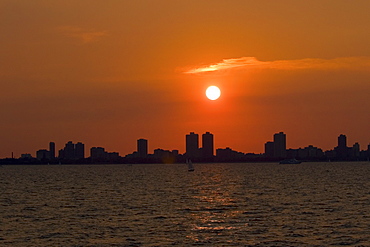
1,162,370,246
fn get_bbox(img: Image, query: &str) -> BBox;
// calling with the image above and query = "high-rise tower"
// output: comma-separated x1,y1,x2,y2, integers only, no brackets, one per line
273,132,287,158
338,134,347,149
336,134,348,159
64,141,75,160
137,139,148,158
186,132,199,158
75,142,85,159
202,132,214,158
49,142,55,159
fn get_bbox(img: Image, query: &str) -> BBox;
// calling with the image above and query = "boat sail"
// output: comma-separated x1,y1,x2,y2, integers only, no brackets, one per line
186,159,194,172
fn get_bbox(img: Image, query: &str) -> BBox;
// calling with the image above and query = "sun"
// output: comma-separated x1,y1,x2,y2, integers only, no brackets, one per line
206,86,221,100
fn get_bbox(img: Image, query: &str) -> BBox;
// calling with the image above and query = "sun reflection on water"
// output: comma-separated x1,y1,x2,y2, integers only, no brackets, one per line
184,166,248,242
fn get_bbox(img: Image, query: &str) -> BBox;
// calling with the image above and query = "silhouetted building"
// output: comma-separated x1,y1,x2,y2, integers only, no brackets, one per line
106,152,120,161
91,147,106,160
216,147,245,161
335,134,349,159
153,148,170,158
152,148,177,163
20,153,32,159
90,147,119,162
325,149,336,159
36,149,50,160
264,141,274,157
351,142,360,159
59,141,85,160
264,132,287,158
287,145,324,159
137,139,148,158
273,132,287,158
58,149,64,159
35,142,56,161
338,134,347,149
359,144,370,160
75,142,85,159
49,142,55,159
202,132,214,158
186,132,199,158
64,141,75,160
125,151,138,159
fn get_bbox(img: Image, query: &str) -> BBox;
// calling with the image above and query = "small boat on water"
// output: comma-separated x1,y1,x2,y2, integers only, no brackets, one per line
279,159,301,164
186,159,194,171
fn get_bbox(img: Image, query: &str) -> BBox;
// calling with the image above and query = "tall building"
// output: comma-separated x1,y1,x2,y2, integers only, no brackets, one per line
186,132,199,158
137,139,148,158
264,141,274,158
75,142,85,159
49,142,55,159
202,132,214,158
335,134,349,159
338,134,347,148
64,141,75,159
273,132,287,158
59,141,84,160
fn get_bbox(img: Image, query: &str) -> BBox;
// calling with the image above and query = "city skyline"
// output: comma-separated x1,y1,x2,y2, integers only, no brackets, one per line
1,1,370,158
5,131,370,163
3,130,370,160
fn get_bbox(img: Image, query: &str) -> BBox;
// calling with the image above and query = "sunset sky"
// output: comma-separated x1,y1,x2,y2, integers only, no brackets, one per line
1,0,369,158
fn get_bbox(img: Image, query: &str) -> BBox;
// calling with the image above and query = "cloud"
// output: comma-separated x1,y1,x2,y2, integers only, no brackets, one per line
57,26,108,43
185,56,370,74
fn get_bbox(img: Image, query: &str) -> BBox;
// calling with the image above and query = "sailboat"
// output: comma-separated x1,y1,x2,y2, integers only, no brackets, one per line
186,159,194,172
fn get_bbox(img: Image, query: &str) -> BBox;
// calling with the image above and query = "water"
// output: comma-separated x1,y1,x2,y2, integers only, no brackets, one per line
1,162,370,246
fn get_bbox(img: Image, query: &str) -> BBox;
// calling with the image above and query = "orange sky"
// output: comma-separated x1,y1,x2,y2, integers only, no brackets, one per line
1,0,370,158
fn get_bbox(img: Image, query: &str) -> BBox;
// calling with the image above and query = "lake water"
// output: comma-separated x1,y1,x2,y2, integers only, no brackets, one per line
1,162,370,246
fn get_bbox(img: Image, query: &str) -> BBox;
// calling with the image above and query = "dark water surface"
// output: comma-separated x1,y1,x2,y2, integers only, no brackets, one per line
1,162,370,246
